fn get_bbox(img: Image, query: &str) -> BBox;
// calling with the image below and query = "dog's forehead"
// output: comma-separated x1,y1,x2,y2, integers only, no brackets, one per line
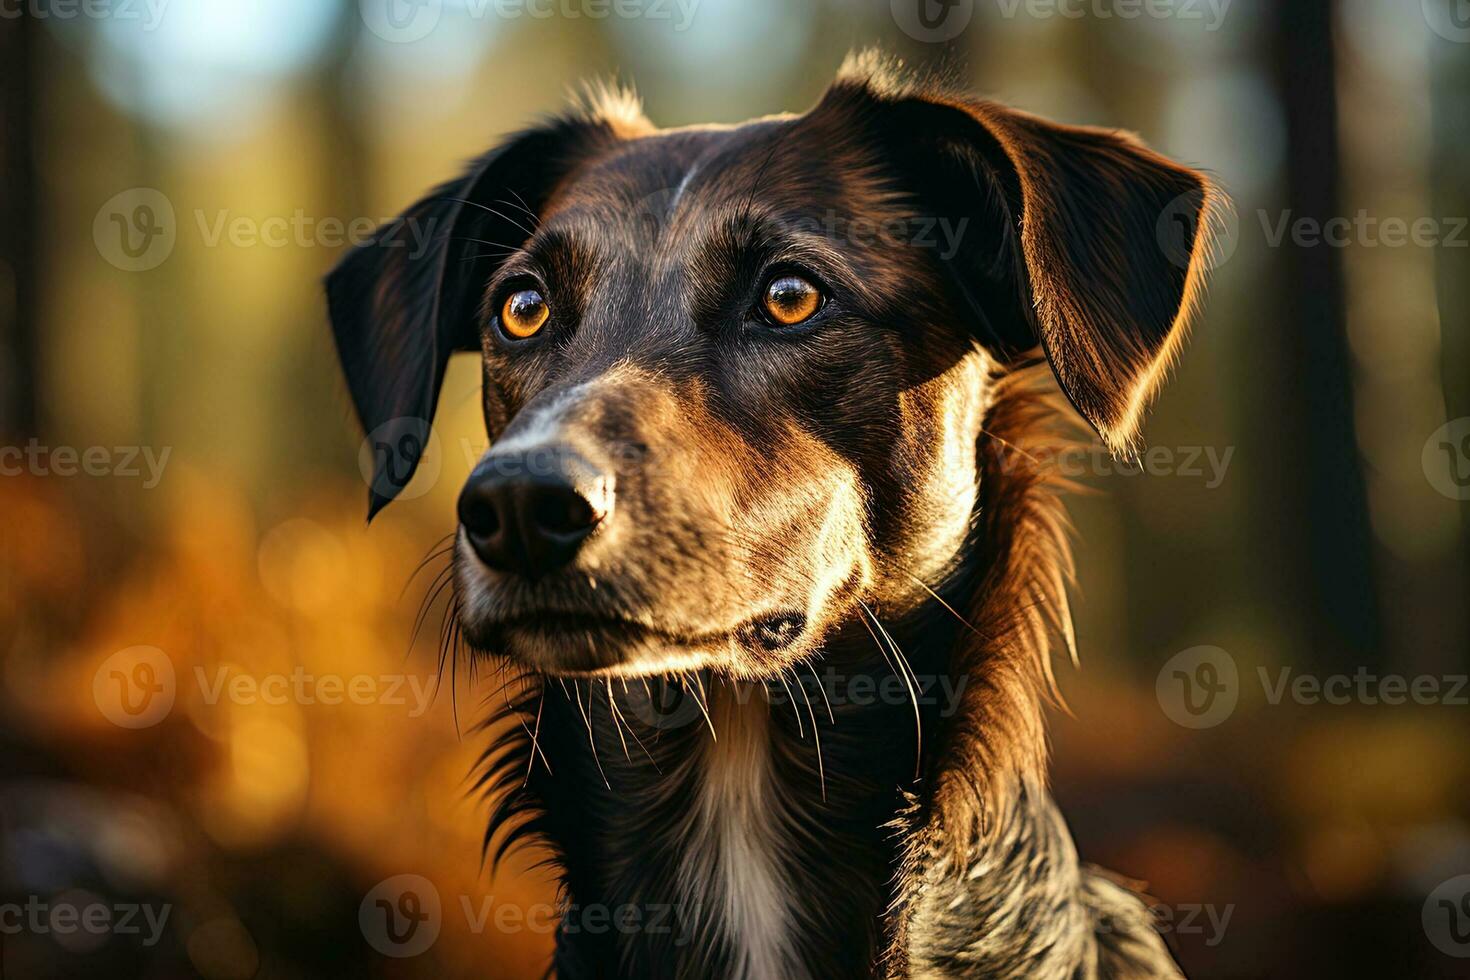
540,116,899,241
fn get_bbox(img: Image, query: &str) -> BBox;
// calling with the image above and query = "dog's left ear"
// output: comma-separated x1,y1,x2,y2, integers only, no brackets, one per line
325,116,623,518
822,60,1223,453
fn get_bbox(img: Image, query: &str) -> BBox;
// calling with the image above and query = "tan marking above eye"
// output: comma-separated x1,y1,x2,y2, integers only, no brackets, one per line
501,288,549,339
761,275,823,326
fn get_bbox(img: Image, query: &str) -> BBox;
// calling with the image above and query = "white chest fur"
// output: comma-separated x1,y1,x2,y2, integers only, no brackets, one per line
673,686,804,980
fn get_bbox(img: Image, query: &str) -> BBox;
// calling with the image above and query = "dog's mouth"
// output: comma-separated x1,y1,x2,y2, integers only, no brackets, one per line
468,609,812,677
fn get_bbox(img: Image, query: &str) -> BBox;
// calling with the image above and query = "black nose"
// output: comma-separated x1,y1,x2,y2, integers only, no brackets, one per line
457,448,609,578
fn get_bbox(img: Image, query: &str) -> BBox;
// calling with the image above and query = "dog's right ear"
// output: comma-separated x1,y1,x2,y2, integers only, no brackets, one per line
326,116,622,519
818,54,1223,456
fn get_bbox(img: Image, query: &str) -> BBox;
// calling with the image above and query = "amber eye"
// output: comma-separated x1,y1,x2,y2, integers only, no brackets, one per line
760,275,823,326
500,288,550,339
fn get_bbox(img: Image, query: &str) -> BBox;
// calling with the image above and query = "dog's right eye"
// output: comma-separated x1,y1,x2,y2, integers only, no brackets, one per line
500,289,550,339
759,274,824,327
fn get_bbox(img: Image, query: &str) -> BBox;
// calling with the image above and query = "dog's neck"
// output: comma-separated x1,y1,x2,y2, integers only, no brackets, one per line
481,608,1113,980
483,609,955,978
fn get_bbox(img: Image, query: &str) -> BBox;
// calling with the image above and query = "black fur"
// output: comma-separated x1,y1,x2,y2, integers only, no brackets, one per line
325,54,1217,979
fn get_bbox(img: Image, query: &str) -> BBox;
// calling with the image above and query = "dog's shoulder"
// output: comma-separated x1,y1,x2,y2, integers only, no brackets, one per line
889,787,1185,980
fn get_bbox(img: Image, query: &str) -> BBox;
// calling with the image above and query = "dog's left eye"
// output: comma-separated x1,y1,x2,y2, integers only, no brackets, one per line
500,288,550,339
759,275,824,327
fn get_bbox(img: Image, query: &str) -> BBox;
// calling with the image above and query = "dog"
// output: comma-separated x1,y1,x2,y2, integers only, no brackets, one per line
326,51,1219,979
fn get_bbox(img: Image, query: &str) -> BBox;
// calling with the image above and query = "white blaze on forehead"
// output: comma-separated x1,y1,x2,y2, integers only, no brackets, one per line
677,686,804,980
668,160,704,215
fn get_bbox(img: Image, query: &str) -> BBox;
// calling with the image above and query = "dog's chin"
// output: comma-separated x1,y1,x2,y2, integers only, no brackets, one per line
474,618,724,677
461,610,816,678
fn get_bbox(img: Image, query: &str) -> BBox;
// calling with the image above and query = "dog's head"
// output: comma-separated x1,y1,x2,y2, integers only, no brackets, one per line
327,56,1217,678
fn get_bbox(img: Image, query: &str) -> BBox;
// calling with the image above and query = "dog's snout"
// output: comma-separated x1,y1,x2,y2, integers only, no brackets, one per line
458,448,610,578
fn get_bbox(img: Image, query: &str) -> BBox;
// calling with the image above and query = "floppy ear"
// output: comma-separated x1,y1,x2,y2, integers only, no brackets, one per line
326,116,619,519
822,60,1223,454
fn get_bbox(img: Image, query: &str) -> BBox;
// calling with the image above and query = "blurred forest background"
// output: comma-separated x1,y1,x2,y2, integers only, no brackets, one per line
1,0,1468,977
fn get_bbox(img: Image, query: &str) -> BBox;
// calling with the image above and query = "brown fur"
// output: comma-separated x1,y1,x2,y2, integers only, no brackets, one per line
325,52,1217,979
883,363,1183,978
